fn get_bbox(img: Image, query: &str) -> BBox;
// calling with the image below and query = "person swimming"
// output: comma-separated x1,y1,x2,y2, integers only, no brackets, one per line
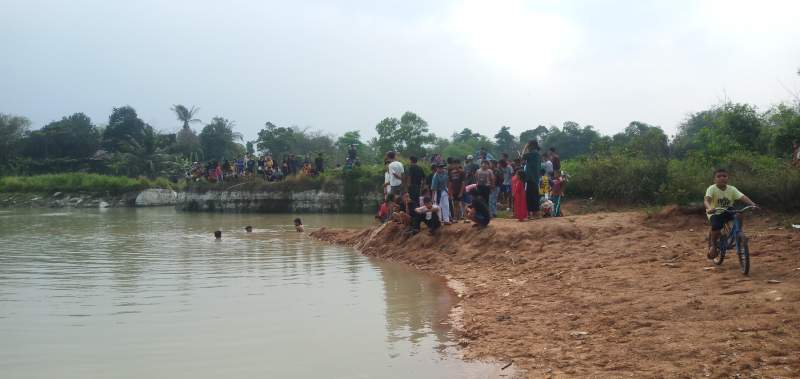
294,218,304,232
244,225,253,233
214,230,222,240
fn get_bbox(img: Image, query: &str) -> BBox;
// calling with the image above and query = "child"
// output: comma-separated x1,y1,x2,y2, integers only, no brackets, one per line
392,193,413,227
540,197,554,217
475,160,494,205
511,170,527,222
244,225,253,233
294,218,305,232
448,160,465,221
376,194,394,223
466,186,491,228
214,230,222,240
550,172,565,217
411,196,442,235
704,168,757,260
539,168,550,199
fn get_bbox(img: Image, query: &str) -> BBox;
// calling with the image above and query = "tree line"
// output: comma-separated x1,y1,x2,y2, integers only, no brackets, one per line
1,99,798,187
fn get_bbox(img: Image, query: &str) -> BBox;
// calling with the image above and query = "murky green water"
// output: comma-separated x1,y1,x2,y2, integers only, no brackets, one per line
0,208,499,378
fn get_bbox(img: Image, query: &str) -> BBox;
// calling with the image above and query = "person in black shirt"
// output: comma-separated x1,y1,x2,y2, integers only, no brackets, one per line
466,186,491,228
407,156,425,206
314,153,325,173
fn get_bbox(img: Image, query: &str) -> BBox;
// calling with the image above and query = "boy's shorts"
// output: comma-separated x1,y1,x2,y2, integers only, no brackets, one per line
474,213,490,226
501,184,511,193
709,212,735,231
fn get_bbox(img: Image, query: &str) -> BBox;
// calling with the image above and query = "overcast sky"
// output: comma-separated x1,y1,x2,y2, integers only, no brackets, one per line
2,0,799,142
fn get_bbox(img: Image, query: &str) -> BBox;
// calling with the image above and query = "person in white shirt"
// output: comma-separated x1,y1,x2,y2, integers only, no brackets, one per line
383,160,391,198
410,196,441,235
386,151,405,196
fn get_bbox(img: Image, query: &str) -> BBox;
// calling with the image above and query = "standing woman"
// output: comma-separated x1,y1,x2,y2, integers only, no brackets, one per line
522,140,541,219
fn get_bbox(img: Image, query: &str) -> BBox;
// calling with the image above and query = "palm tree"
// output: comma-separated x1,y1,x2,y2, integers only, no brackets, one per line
115,126,181,178
171,105,201,130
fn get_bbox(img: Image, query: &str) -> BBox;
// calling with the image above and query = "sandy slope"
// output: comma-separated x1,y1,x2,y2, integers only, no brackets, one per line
312,208,800,378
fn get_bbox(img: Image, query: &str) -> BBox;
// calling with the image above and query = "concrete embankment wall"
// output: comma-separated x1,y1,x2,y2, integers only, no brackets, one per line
176,190,381,213
0,188,178,208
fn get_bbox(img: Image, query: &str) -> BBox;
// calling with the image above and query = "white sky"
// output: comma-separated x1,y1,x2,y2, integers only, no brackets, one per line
2,0,799,142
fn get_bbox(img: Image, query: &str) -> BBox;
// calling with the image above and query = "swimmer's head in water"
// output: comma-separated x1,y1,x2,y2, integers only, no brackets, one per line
214,230,222,239
244,226,253,233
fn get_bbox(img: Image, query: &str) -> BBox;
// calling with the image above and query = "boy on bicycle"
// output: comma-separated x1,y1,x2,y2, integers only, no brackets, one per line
704,168,758,260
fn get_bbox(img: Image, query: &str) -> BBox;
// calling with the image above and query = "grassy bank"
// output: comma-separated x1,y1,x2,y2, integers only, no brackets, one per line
0,173,176,195
562,152,800,211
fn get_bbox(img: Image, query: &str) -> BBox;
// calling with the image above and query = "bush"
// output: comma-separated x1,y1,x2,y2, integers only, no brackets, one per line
563,152,800,211
561,155,667,204
0,173,174,194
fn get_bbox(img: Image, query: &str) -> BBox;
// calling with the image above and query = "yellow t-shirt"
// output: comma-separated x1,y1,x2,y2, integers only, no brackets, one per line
539,175,550,195
705,184,743,218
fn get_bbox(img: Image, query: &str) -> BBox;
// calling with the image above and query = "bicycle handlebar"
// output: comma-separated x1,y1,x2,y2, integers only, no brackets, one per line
713,205,757,213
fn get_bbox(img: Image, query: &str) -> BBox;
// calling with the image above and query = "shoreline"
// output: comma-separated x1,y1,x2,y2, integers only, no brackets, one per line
312,209,800,378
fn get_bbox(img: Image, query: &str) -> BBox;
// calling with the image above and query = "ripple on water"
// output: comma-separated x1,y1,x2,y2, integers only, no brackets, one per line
0,209,503,378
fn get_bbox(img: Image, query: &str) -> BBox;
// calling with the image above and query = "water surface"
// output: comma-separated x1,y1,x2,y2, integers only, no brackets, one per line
0,208,499,378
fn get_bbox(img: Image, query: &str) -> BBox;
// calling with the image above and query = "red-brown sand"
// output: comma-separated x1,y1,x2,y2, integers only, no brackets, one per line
312,207,800,378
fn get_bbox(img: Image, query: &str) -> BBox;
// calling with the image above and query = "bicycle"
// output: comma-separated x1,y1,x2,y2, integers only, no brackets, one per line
711,205,756,275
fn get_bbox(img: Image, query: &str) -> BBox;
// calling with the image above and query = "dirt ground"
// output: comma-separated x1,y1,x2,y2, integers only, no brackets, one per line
311,205,800,378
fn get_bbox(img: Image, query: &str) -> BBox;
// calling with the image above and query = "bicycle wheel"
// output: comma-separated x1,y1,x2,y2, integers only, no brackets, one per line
736,235,750,275
713,232,726,265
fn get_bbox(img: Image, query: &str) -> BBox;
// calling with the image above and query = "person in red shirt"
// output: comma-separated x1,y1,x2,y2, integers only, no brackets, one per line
511,170,528,221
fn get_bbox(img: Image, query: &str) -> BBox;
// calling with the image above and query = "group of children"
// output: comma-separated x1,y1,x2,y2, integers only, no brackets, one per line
377,145,568,234
213,218,304,240
189,153,326,184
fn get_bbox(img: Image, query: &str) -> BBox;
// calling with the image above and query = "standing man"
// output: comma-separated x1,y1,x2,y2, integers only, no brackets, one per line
543,151,554,179
522,140,541,219
386,151,404,196
549,147,561,174
314,153,325,173
407,156,425,206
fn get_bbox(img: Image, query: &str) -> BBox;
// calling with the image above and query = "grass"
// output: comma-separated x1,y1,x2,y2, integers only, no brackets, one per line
0,173,174,195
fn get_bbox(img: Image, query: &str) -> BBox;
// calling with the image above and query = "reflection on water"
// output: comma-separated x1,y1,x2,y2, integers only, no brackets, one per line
0,208,498,378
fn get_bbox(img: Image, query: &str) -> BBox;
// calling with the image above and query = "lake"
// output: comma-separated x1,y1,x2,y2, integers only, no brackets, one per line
0,208,500,378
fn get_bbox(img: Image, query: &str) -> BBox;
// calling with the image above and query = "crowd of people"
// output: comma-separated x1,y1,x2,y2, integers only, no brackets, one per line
377,141,568,235
187,153,327,183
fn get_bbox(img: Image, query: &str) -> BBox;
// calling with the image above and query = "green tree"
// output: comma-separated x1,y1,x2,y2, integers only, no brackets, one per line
763,104,800,156
0,113,31,173
103,106,147,152
246,141,255,155
609,121,669,158
494,126,517,155
519,125,549,145
371,111,435,158
256,121,296,157
541,122,601,159
199,117,243,160
174,127,202,160
24,113,99,160
110,125,181,178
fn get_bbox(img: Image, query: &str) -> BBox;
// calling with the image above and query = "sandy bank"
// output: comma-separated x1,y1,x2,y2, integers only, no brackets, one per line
312,209,800,378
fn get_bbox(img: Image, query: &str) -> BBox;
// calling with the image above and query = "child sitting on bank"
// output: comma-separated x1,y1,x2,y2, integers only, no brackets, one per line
391,192,414,227
376,194,395,223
